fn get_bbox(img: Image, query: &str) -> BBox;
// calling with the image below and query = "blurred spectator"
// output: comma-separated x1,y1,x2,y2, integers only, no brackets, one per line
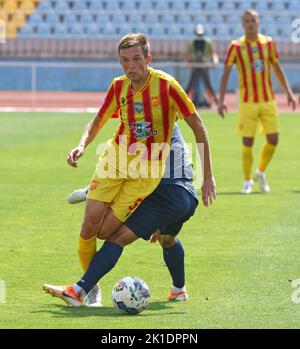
185,24,219,108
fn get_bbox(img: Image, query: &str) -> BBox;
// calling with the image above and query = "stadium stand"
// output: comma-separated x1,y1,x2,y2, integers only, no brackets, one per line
0,0,299,59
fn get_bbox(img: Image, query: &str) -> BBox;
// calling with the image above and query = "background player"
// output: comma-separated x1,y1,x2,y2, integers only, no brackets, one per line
218,10,296,193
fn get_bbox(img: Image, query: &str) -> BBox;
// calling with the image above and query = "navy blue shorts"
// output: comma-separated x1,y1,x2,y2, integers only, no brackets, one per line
125,183,198,240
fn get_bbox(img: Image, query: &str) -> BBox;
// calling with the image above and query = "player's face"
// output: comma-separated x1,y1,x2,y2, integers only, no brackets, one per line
242,14,259,36
119,46,151,84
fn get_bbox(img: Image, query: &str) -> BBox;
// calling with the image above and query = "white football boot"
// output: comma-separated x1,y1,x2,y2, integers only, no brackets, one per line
241,179,253,194
254,169,270,193
85,284,102,307
68,187,88,204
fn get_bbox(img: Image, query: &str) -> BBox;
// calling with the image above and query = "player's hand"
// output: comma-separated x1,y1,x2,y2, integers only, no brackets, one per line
67,145,84,168
150,232,158,243
201,176,216,207
287,92,296,111
217,102,227,118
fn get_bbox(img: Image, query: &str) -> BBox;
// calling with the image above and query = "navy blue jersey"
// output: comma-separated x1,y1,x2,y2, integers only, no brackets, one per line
161,124,197,199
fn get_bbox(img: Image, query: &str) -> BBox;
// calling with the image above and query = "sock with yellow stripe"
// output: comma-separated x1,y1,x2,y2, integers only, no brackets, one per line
258,143,277,172
242,145,253,180
78,235,97,272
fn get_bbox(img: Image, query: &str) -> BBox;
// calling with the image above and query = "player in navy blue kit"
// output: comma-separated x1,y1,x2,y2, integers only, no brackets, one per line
43,124,215,306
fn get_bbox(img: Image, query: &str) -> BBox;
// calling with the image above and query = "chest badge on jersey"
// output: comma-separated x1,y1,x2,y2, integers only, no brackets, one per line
134,102,143,113
253,59,264,73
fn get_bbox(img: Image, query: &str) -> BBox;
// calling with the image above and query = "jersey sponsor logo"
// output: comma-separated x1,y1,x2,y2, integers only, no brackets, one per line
253,59,264,73
134,102,143,113
129,122,158,139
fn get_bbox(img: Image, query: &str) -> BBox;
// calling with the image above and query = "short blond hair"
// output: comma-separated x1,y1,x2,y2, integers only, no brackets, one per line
118,33,150,57
242,9,259,21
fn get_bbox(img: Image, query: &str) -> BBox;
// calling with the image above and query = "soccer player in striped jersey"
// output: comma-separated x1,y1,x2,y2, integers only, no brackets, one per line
43,124,200,306
66,33,215,289
218,10,296,193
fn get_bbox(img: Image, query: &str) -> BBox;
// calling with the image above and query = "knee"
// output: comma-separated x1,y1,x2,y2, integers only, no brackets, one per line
267,134,279,146
159,235,176,248
81,215,102,239
97,226,112,240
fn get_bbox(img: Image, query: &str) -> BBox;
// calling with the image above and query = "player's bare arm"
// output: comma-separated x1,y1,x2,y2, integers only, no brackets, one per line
272,62,297,111
218,65,232,118
184,113,216,207
67,115,107,168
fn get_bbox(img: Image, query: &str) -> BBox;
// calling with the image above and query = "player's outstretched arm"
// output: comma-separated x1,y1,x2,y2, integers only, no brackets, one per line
218,65,232,118
272,62,297,111
184,113,216,207
67,115,107,168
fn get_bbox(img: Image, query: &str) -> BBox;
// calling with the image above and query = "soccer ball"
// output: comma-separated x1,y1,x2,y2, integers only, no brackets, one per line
112,276,150,315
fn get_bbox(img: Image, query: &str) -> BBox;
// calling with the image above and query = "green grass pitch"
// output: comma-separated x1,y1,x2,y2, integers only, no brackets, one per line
0,111,300,329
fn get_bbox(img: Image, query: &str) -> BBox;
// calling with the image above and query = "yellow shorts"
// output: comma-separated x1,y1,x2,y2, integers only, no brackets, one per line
237,100,280,137
87,175,161,222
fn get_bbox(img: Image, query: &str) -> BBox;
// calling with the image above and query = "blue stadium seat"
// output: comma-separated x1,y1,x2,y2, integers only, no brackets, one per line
102,24,117,36
271,2,286,11
29,13,43,25
222,2,236,11
87,23,100,36
89,1,103,11
19,25,33,38
54,1,69,11
155,2,169,11
36,23,51,37
79,13,93,23
185,1,199,11
37,0,52,11
151,25,164,38
138,0,153,13
105,1,121,11
69,23,85,38
144,15,159,24
204,2,219,11
116,23,131,36
172,1,186,11
55,24,68,38
63,12,77,24
45,13,60,24
178,15,190,25
161,15,175,25
96,14,111,24
73,1,88,11
111,15,127,24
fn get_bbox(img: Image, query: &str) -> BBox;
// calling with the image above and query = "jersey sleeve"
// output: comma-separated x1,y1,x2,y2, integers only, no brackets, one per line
97,80,119,121
224,42,237,66
269,38,279,64
169,79,196,119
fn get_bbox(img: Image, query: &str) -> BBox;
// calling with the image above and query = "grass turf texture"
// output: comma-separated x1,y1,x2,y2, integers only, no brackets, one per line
0,112,299,329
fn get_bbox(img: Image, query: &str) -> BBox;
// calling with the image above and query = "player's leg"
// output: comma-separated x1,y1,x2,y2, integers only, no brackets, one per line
78,176,123,272
238,103,259,193
255,101,280,192
241,136,254,193
43,225,139,306
158,186,198,301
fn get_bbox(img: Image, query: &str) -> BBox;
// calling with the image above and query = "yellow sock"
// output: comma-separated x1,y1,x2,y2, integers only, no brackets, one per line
78,235,97,272
242,145,253,180
258,143,277,172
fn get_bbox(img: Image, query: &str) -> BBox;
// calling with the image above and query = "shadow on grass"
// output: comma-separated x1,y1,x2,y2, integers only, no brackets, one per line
33,301,187,318
216,191,263,196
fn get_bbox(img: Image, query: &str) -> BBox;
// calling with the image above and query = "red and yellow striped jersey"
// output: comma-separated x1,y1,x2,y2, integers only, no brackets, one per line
224,34,279,103
97,67,196,159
